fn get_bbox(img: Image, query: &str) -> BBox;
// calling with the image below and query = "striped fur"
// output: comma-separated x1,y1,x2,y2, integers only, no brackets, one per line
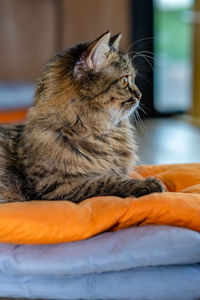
0,32,164,203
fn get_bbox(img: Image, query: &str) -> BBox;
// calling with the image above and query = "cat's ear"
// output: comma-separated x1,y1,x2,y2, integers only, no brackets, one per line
110,33,122,50
74,32,111,78
85,31,111,70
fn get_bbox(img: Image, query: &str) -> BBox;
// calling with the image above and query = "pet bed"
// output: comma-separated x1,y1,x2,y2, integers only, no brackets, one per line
0,163,200,299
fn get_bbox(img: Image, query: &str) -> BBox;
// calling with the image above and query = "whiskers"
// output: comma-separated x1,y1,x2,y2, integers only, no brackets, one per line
126,37,156,54
111,107,124,126
133,105,149,136
125,39,155,136
126,37,158,73
130,51,155,72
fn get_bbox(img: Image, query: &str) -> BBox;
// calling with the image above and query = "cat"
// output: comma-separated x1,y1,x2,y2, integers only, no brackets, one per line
0,32,164,203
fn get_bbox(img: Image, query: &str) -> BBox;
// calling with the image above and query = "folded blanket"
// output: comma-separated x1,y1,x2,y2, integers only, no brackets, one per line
0,163,200,244
0,225,200,276
0,225,199,299
1,265,200,300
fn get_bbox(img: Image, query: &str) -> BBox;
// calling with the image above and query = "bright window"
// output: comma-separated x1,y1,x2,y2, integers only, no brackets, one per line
154,0,194,112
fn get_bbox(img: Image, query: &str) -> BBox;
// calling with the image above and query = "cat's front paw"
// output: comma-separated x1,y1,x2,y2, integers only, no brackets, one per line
131,177,165,198
143,177,165,193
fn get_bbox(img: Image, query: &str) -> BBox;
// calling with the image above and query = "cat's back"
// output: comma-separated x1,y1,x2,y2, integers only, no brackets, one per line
0,123,24,140
0,124,24,153
0,123,24,172
0,124,25,202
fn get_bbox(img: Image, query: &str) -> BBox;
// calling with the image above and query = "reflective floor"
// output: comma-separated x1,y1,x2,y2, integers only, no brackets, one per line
136,118,200,165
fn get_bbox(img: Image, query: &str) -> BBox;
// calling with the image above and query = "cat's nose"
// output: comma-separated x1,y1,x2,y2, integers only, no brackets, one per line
133,89,142,101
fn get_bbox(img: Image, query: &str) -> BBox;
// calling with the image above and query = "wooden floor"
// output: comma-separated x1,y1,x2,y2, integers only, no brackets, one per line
136,117,200,165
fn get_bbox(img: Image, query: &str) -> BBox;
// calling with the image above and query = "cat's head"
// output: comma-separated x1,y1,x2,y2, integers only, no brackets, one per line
34,32,141,125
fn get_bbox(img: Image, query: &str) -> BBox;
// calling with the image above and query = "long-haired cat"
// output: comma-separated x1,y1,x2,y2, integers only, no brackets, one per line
0,32,164,203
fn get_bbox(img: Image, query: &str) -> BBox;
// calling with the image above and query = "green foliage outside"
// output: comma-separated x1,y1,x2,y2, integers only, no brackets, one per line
154,7,193,60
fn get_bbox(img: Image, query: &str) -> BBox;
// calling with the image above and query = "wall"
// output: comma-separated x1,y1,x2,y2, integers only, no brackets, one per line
0,0,131,81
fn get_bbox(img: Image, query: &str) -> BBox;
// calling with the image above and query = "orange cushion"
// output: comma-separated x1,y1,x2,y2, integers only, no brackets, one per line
0,109,27,124
0,163,200,244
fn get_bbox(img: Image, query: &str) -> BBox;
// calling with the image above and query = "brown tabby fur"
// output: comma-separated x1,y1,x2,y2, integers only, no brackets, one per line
0,32,164,203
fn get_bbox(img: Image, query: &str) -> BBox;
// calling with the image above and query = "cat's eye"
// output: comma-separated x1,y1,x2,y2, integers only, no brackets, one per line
121,76,129,88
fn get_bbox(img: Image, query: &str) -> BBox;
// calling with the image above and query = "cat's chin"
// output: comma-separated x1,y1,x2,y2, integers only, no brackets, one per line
121,99,139,120
111,100,139,125
121,108,137,120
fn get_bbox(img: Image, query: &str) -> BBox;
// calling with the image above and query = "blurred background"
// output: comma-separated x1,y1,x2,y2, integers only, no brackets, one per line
0,0,200,164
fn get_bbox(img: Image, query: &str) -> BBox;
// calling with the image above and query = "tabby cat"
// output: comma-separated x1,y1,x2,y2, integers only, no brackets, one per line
0,32,164,203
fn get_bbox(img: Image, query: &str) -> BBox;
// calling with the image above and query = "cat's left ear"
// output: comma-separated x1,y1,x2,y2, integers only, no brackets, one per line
110,33,122,50
86,32,111,70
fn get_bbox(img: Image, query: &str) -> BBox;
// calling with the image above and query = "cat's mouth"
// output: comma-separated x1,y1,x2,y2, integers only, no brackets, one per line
120,97,139,110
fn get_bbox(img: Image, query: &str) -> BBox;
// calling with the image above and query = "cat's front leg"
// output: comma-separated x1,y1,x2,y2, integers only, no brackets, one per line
58,174,165,202
37,174,165,202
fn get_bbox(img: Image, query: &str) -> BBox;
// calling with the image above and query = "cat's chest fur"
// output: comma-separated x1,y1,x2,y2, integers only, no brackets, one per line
79,126,137,174
53,121,137,176
22,120,137,181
